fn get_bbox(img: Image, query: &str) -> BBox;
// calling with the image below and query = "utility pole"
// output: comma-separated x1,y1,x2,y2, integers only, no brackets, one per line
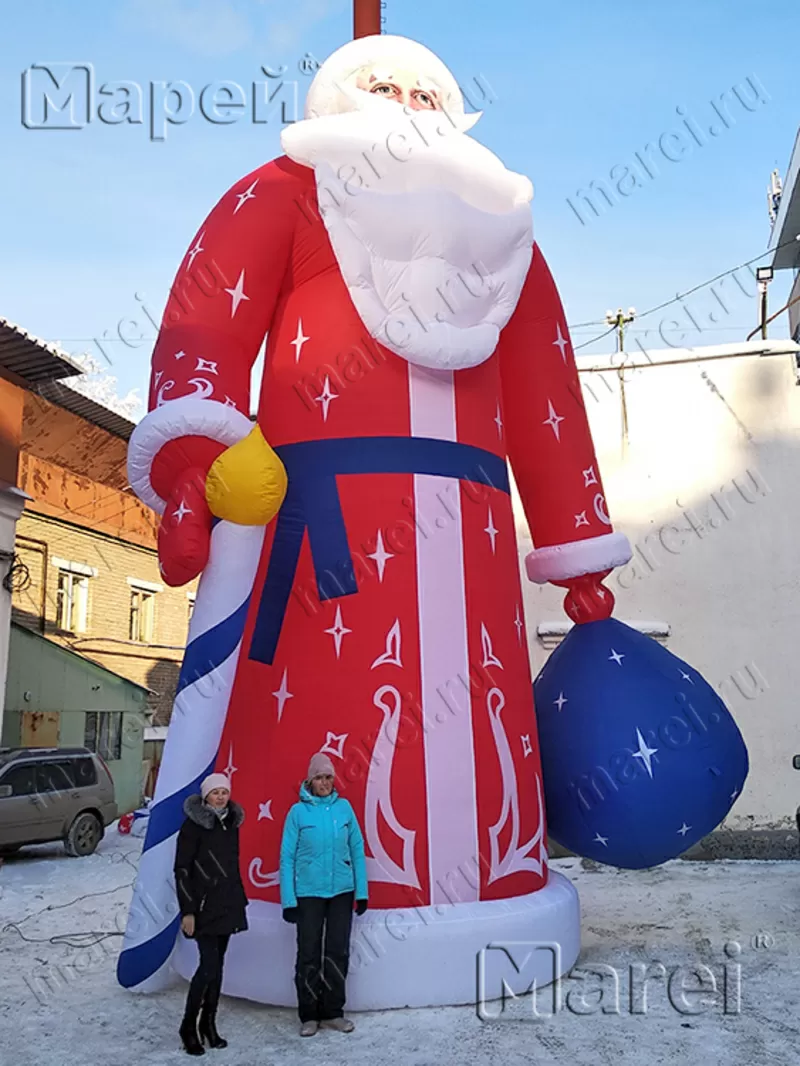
353,0,382,38
605,306,637,353
605,307,636,453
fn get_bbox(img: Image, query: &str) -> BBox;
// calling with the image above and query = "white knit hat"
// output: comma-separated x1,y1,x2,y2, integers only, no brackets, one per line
201,773,231,800
303,34,466,120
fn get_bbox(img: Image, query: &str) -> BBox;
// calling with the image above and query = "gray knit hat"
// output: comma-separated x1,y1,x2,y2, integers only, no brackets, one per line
307,752,335,779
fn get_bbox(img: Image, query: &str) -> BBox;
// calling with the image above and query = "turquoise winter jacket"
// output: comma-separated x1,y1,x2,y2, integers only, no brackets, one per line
279,784,368,908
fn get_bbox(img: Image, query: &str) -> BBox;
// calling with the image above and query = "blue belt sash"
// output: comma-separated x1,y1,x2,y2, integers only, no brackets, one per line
249,435,510,666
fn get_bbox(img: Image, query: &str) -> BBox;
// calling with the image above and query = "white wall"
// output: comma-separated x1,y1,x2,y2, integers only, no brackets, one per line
516,349,800,831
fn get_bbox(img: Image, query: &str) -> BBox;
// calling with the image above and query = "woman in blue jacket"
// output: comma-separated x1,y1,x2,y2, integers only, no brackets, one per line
280,751,369,1037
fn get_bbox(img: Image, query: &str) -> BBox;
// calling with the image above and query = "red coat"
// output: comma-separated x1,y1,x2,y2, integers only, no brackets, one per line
138,156,627,910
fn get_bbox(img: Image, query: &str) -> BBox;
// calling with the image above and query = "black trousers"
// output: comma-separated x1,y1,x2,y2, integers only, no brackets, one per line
186,934,231,1017
295,893,354,1022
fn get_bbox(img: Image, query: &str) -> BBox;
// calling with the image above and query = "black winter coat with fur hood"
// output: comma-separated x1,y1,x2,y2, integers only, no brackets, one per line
174,795,248,937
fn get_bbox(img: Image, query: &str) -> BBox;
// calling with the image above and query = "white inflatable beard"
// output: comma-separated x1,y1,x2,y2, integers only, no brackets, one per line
281,89,534,371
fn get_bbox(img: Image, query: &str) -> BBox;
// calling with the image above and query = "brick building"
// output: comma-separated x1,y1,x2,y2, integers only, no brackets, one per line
1,317,81,740
11,384,197,723
1,322,196,728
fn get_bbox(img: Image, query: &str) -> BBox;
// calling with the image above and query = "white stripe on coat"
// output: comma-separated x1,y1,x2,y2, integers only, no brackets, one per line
408,363,480,905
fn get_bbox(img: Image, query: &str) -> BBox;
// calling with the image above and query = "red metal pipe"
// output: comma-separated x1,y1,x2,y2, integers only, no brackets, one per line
353,0,382,38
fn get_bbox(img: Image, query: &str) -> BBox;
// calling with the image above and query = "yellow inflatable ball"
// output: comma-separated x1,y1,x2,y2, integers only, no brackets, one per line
205,425,288,526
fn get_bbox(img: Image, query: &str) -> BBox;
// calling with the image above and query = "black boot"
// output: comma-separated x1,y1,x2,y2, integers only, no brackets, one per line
198,1008,227,1050
199,983,227,1049
179,1009,205,1056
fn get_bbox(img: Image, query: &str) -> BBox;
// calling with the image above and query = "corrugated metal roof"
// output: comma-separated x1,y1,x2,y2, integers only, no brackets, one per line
0,317,84,385
35,379,137,441
10,621,153,695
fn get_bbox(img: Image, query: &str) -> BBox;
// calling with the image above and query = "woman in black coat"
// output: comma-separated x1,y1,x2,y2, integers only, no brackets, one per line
174,773,248,1056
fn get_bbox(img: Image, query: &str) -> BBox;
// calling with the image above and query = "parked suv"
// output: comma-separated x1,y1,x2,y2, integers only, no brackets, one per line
0,747,117,857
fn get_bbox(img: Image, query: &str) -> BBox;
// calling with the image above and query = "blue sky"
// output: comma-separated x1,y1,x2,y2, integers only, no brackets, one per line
2,0,798,410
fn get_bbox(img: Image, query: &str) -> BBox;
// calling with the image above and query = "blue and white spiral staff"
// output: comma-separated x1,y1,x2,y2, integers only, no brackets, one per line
117,520,265,991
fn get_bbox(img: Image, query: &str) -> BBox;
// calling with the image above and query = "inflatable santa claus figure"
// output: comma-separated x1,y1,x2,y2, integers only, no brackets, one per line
119,35,634,1008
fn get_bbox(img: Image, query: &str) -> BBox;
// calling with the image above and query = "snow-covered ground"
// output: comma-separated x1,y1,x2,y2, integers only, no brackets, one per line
1,829,799,1066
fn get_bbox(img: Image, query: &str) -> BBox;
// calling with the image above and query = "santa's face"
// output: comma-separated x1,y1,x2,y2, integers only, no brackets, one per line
355,64,441,111
282,49,534,371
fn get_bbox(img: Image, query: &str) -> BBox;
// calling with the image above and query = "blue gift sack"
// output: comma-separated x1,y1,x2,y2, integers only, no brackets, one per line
533,617,748,869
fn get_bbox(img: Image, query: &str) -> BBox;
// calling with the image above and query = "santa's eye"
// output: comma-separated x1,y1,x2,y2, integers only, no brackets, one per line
372,83,397,96
412,89,437,109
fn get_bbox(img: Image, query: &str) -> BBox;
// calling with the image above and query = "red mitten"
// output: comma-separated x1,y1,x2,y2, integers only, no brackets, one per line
147,435,226,586
158,467,214,586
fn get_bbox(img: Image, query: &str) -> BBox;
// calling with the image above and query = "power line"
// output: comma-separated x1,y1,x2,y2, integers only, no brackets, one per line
574,324,617,350
38,233,800,358
618,232,799,323
571,230,800,350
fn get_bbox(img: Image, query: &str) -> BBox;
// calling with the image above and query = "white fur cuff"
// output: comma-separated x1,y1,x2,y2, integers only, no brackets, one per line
127,397,252,514
525,532,633,584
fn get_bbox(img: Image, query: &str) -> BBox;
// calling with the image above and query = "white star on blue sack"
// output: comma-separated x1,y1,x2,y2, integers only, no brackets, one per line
533,618,748,869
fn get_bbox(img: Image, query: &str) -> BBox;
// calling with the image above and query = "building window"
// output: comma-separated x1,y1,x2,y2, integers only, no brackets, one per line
84,712,123,762
127,578,161,643
51,558,96,634
56,570,89,632
129,587,155,642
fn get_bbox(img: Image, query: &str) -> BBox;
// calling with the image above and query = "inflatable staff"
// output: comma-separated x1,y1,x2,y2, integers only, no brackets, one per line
118,31,747,1008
